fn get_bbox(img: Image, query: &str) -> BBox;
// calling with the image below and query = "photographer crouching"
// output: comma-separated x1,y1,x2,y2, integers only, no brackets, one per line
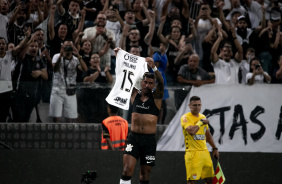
49,39,87,123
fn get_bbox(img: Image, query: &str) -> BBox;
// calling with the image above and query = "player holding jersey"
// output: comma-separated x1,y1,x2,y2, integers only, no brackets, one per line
181,96,219,184
119,49,164,184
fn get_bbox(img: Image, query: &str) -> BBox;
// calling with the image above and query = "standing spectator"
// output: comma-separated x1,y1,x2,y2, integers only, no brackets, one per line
0,36,26,122
211,28,243,84
181,96,219,184
13,30,48,122
120,10,155,57
242,0,263,28
56,0,85,39
49,39,87,123
194,3,222,68
0,0,9,43
152,43,169,124
157,16,185,85
83,12,116,69
246,57,271,84
101,104,128,150
48,5,70,57
81,53,113,123
225,0,248,26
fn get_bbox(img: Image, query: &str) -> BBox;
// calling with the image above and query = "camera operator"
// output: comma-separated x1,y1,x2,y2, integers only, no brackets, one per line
246,57,271,85
49,39,87,123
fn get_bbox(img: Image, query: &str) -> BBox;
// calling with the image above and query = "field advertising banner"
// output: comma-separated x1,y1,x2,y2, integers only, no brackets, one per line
157,84,282,153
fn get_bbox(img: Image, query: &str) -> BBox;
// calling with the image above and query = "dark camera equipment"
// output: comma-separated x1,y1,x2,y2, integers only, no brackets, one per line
64,46,73,52
112,4,119,10
255,64,261,69
81,171,97,184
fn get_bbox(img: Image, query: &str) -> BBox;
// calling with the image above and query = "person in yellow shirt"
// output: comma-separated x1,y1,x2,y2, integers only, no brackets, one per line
181,96,219,184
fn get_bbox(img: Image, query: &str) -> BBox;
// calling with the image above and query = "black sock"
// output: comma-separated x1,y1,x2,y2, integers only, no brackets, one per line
121,175,131,181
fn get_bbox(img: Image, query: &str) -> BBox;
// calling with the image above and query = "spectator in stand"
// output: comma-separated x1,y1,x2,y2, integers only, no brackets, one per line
177,54,215,87
152,43,169,124
246,57,271,84
258,10,281,74
48,5,70,57
211,28,243,84
0,36,28,122
225,0,249,27
83,0,105,28
104,2,125,74
239,47,256,84
81,53,113,123
194,3,222,68
175,53,214,110
101,103,128,150
13,29,48,122
120,11,155,57
272,54,282,83
0,0,9,42
83,12,116,69
235,15,263,57
157,16,185,85
241,0,263,28
7,3,41,46
49,39,87,123
56,0,85,39
161,0,189,37
33,28,53,122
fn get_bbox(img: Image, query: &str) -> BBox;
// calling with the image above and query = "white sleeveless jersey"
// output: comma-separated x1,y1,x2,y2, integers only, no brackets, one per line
106,49,148,110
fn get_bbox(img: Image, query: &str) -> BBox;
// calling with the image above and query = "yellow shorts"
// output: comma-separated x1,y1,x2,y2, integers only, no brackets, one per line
184,150,214,180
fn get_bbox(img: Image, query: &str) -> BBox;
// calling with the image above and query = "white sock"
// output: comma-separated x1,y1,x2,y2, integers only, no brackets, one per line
119,179,131,184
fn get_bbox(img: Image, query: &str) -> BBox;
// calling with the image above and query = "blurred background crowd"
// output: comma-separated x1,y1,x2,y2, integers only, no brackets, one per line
0,0,281,124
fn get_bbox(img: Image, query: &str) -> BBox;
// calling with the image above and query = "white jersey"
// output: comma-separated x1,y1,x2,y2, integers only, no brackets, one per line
106,49,148,110
212,58,240,84
0,51,13,93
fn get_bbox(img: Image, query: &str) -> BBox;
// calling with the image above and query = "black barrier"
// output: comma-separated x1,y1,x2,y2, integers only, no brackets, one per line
0,123,167,150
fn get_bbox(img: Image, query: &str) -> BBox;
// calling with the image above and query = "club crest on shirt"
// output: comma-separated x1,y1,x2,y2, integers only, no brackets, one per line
125,144,133,152
192,173,197,179
182,116,188,122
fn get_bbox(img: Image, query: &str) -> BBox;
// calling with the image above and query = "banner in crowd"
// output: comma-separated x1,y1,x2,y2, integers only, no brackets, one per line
157,84,282,153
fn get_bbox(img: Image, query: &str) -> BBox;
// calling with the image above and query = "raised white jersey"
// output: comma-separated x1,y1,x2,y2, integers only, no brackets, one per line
106,49,148,110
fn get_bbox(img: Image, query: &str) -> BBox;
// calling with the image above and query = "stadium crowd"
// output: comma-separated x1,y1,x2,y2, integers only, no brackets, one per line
0,0,282,124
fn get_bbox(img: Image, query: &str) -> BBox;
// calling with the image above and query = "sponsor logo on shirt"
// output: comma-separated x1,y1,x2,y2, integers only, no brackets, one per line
136,103,150,110
145,155,155,164
124,53,138,63
114,97,128,105
192,173,197,179
194,134,205,140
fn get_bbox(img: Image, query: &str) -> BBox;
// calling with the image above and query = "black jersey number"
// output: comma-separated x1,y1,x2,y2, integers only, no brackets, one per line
121,69,134,92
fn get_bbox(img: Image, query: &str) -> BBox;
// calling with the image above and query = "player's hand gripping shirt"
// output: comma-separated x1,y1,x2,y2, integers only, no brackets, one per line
106,49,148,110
181,112,208,151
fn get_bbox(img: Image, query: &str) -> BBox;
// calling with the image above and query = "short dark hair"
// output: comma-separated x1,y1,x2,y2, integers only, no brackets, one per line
249,57,261,72
63,38,73,44
34,28,44,33
0,37,7,44
129,45,140,51
190,96,201,103
108,104,119,114
142,72,155,80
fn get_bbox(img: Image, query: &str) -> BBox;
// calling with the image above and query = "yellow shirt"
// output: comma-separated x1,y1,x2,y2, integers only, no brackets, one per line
181,112,208,152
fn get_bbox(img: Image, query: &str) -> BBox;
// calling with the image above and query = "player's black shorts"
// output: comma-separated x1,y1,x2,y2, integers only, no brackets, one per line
124,131,156,166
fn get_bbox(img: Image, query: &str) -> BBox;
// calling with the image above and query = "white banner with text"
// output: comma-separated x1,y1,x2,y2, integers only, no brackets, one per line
157,84,282,153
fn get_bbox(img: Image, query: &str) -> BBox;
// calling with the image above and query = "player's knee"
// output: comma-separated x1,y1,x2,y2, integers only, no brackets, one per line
122,166,134,176
139,169,151,181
